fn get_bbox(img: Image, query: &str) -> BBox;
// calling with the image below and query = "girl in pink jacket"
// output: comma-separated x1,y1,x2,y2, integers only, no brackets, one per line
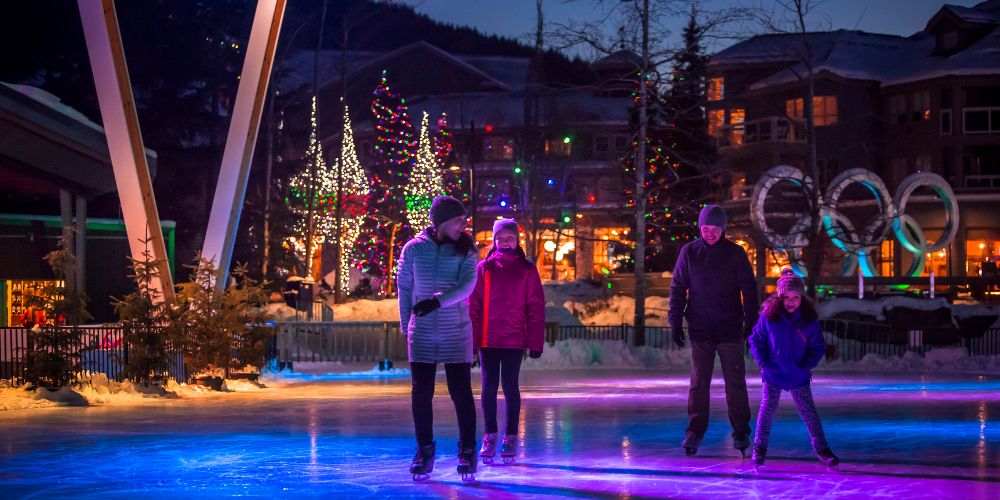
468,218,546,464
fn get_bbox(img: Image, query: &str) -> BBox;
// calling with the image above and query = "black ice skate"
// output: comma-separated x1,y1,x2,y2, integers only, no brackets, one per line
410,441,436,482
479,432,497,465
682,434,702,456
457,441,478,482
818,448,840,471
733,434,750,458
500,433,518,464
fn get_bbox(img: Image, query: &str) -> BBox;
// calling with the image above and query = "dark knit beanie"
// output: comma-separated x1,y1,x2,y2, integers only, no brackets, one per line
777,267,806,296
430,196,466,227
492,218,519,239
698,204,728,228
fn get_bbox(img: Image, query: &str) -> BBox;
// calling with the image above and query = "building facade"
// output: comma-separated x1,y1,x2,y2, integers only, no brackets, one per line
705,1,1000,288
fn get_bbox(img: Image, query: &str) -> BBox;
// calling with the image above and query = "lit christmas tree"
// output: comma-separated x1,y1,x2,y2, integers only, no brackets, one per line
286,96,335,274
354,70,415,294
434,113,466,202
405,111,446,230
332,104,370,292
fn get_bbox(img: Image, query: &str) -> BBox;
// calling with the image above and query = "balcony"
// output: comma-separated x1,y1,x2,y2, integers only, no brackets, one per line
963,106,1000,135
963,175,1000,189
717,116,806,149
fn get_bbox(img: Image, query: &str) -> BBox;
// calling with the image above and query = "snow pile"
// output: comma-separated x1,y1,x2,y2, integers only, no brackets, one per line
567,295,670,327
0,372,267,411
333,299,400,321
817,348,1000,374
261,363,410,384
523,339,690,370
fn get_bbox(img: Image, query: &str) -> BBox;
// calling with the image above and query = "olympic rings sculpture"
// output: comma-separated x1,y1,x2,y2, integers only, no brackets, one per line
750,166,959,277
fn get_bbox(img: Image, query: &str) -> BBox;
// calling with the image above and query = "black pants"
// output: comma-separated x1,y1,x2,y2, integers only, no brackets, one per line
686,341,751,439
410,362,477,447
479,347,525,435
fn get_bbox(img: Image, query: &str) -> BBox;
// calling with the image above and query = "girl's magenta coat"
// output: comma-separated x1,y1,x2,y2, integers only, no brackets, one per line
468,250,546,352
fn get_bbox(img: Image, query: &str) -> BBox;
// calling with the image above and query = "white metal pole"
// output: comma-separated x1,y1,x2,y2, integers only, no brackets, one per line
77,0,174,303
201,0,287,291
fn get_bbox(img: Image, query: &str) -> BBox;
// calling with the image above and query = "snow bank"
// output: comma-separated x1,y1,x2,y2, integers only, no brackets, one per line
0,372,266,411
817,349,1000,374
567,295,670,327
524,339,690,370
261,363,410,384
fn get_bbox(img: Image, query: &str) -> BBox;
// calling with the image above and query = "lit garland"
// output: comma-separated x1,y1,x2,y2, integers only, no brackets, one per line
333,105,369,292
405,111,446,229
286,96,335,268
353,70,415,285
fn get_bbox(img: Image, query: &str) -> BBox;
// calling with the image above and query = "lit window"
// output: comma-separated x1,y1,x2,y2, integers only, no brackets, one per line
786,96,838,126
708,109,725,138
545,138,572,157
729,108,746,145
707,77,725,101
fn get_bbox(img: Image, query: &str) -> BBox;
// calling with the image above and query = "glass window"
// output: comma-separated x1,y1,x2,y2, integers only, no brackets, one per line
708,109,724,138
967,239,1000,277
913,90,931,121
941,109,952,135
544,138,572,157
729,108,746,145
483,136,513,160
707,77,724,101
592,227,631,276
594,135,610,153
614,135,629,152
786,96,838,126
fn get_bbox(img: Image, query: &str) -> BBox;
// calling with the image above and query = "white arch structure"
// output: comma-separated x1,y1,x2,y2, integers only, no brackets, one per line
78,0,286,300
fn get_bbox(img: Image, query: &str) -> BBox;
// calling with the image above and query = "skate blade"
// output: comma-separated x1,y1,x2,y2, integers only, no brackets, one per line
684,447,697,457
461,473,476,482
502,456,516,464
412,473,430,482
481,456,494,465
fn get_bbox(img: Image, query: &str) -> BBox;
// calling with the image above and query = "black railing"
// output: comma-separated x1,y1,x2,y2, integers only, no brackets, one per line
0,325,272,385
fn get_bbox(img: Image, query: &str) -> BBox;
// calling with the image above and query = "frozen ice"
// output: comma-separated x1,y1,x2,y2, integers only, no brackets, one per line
1,369,998,498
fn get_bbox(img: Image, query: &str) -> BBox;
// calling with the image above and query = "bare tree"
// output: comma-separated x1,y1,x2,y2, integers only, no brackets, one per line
552,0,745,345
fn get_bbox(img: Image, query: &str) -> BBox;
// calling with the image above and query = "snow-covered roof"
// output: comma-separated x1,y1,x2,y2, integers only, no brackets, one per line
275,42,525,95
713,28,1000,90
710,2,1000,90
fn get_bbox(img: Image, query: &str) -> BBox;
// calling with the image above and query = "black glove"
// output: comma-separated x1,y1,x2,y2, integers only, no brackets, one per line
412,297,441,317
529,350,542,359
671,324,686,348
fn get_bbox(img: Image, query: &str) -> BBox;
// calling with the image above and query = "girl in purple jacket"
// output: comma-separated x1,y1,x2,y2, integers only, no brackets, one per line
468,218,546,465
749,267,839,470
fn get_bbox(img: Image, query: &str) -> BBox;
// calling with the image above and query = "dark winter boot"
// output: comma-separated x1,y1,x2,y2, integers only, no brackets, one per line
457,441,478,481
733,434,750,458
682,433,703,456
751,444,766,469
817,448,840,470
410,441,436,481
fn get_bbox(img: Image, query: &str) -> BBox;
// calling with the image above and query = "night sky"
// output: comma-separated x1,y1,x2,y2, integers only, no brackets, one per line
405,0,983,57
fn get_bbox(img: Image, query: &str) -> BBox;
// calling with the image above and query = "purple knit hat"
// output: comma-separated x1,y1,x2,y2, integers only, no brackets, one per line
492,218,519,239
777,267,806,296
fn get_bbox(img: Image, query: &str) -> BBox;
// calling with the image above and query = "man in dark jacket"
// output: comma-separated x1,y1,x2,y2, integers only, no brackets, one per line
669,204,759,456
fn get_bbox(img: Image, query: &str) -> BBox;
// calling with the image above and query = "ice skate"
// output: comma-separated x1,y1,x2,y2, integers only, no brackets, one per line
733,434,750,458
457,441,478,481
410,441,435,482
479,432,497,465
818,448,840,471
682,434,702,456
500,433,518,464
750,444,766,471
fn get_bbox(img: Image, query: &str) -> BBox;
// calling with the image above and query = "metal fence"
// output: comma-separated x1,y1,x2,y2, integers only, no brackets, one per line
272,322,407,365
1,326,188,384
820,318,1000,361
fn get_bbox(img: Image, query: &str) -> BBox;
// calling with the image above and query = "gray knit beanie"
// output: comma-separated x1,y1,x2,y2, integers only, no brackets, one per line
492,218,519,239
698,204,728,228
430,196,467,226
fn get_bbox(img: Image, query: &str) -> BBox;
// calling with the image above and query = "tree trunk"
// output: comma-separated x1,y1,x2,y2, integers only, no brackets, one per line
632,0,650,347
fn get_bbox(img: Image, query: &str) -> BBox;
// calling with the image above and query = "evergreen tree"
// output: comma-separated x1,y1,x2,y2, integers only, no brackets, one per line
354,70,415,294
